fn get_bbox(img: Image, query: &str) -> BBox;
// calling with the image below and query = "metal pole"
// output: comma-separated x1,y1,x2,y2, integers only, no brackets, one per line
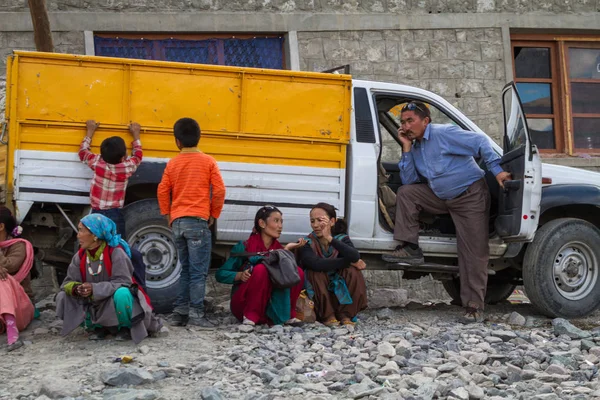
55,204,78,233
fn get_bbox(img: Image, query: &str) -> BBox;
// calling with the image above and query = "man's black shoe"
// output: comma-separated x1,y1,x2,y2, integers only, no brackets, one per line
382,245,425,265
168,312,189,327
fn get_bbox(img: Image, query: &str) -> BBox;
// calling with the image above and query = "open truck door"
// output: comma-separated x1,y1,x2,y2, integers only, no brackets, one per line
495,82,542,242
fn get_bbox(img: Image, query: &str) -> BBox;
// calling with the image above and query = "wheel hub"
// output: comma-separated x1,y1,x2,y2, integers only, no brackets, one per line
553,242,597,300
128,225,180,290
146,247,163,265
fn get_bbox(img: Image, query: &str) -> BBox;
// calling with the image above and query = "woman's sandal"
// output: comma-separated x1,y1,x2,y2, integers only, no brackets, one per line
285,318,303,327
7,340,23,352
340,318,355,326
323,319,340,327
88,330,106,341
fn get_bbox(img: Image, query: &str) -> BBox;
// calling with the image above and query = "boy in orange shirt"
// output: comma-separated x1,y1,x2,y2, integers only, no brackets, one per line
157,118,226,327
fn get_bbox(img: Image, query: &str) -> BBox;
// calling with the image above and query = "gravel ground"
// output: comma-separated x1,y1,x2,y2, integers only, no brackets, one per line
2,299,600,400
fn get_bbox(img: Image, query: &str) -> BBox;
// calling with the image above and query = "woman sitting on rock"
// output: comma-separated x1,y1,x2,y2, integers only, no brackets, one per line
0,206,36,352
216,205,306,326
56,214,161,343
297,202,367,327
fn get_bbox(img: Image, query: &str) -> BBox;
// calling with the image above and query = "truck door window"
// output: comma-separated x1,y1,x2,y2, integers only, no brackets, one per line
386,102,460,131
379,99,468,165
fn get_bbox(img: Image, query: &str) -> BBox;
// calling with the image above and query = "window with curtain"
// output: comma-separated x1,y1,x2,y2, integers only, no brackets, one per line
94,34,286,70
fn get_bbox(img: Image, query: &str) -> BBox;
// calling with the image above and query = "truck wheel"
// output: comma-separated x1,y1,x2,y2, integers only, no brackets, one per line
523,218,600,318
123,199,179,314
442,278,516,305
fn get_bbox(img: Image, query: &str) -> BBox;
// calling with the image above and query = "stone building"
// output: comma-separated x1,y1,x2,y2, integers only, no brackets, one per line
0,1,599,170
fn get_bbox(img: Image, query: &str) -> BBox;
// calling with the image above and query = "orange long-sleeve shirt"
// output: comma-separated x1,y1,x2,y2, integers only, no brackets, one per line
157,148,226,224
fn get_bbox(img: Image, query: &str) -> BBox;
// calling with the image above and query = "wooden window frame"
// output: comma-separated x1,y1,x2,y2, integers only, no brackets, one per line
565,41,600,154
512,33,600,155
511,40,563,153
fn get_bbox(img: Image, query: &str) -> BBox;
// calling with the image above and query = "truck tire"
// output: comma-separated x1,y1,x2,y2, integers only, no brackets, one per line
442,278,516,305
523,218,600,318
123,199,179,314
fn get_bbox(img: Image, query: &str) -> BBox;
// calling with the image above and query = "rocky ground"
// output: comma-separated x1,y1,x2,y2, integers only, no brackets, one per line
2,298,600,400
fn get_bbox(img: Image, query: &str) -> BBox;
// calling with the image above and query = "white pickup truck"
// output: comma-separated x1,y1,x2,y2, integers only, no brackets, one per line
4,52,600,317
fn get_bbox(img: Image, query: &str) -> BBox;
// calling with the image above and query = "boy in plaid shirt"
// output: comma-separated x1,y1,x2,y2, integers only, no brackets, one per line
78,120,142,237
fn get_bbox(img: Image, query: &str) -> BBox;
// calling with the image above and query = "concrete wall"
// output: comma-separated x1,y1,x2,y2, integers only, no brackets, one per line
2,0,599,13
0,0,599,168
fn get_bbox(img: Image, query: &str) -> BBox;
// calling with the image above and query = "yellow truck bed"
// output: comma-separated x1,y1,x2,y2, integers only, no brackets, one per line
2,51,352,239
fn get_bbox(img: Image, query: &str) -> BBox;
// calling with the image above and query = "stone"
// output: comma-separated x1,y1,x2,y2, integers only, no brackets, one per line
238,325,254,333
48,320,63,330
492,330,518,342
457,80,486,97
449,386,470,400
440,60,466,79
367,288,409,309
552,319,591,339
508,312,526,326
328,382,345,391
348,384,384,399
377,342,396,358
581,340,595,352
38,378,79,399
356,361,379,372
33,328,49,335
430,41,447,60
162,367,181,377
448,42,481,61
200,387,223,400
399,41,430,61
466,384,485,399
378,361,400,375
35,294,56,311
151,370,167,381
385,41,399,61
156,326,169,337
102,389,160,400
376,308,395,320
323,39,362,60
545,364,569,375
253,369,278,383
138,345,150,355
416,382,438,400
482,44,503,61
438,363,458,372
422,366,439,378
362,41,386,62
101,368,154,386
194,361,216,374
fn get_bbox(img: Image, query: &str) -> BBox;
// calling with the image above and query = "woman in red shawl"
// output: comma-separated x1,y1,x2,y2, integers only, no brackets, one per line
0,206,36,352
216,205,306,325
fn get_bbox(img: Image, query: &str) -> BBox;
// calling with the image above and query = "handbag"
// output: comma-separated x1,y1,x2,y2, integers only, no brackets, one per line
262,249,302,288
295,290,316,323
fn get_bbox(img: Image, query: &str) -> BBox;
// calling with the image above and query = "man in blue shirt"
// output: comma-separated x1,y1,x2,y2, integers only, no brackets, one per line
383,101,511,323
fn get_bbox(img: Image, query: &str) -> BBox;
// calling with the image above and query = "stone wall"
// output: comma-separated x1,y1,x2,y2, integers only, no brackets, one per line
2,0,599,13
299,28,506,154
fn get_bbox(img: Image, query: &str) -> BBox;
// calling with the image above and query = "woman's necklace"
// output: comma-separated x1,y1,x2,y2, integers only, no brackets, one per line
86,251,104,276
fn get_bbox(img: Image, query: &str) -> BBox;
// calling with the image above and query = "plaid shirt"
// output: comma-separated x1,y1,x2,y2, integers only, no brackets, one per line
79,136,143,210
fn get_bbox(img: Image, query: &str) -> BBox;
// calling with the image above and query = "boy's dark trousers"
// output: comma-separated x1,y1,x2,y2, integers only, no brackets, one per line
92,208,127,238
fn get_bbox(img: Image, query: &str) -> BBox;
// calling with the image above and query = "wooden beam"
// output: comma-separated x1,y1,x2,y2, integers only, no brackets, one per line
28,0,54,52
